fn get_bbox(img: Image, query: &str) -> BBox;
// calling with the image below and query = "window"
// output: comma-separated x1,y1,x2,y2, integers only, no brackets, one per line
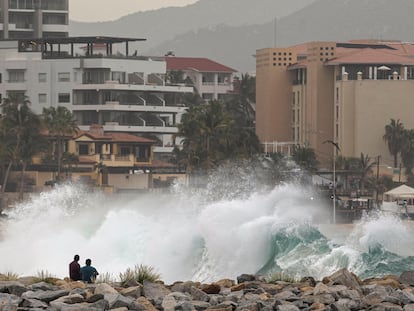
58,72,70,82
78,144,89,155
38,93,47,103
38,73,47,83
58,93,70,103
8,69,25,82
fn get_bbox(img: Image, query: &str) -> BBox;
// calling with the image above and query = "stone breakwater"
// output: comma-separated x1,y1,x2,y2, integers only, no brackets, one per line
2,268,414,310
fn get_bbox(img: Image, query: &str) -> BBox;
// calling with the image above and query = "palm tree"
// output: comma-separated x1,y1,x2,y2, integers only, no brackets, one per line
383,119,405,168
61,152,79,180
401,129,414,176
42,106,78,180
226,73,256,128
18,130,47,200
0,94,36,193
291,145,319,173
358,153,377,192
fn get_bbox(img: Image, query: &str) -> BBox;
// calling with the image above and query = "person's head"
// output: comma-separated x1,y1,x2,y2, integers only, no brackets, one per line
74,255,79,261
85,258,91,266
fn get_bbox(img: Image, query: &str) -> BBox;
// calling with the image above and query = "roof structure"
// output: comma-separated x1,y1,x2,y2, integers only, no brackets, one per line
75,131,156,144
165,56,237,73
18,36,146,46
384,184,414,198
326,48,414,66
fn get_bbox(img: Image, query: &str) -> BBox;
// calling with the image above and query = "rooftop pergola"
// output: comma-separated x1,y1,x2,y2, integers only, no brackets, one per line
17,36,147,58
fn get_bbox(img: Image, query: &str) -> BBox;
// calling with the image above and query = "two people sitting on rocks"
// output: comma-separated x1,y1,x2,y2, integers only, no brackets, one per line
69,255,99,283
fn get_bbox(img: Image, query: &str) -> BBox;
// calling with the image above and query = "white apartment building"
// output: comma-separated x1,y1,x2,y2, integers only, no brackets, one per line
0,0,68,39
0,36,193,157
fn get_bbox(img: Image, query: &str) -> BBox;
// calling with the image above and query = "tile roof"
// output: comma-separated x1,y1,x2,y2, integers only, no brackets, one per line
165,56,237,73
326,48,414,65
75,131,156,143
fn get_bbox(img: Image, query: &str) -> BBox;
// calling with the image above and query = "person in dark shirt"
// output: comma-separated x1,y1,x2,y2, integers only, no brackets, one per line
80,258,99,283
69,254,81,281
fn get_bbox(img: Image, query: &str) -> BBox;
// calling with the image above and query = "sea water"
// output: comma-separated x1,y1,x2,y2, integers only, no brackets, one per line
1,172,414,284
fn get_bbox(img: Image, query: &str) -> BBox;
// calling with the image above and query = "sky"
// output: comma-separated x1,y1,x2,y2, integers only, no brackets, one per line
70,0,199,22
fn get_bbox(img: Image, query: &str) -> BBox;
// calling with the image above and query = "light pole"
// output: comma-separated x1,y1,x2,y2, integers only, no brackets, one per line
324,140,340,224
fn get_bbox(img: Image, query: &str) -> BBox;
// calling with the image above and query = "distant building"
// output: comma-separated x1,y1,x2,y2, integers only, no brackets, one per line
0,36,194,160
165,56,236,101
256,40,414,169
0,0,69,39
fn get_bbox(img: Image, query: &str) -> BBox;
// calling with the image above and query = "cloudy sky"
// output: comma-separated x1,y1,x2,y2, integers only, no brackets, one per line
70,0,199,22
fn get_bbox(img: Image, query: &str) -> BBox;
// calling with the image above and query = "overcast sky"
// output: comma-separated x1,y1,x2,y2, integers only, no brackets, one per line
70,0,199,22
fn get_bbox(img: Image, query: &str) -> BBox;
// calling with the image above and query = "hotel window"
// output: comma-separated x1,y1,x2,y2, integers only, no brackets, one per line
8,69,25,83
58,72,70,82
38,73,47,83
39,93,47,104
336,87,339,102
58,93,70,103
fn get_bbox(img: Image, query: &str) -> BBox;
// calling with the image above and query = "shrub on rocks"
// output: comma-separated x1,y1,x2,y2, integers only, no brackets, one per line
119,264,161,287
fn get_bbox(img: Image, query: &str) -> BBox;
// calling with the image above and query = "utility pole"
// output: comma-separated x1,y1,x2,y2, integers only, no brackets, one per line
323,140,341,224
376,155,381,206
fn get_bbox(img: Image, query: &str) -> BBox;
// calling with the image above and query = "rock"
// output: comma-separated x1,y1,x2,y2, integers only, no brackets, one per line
120,285,142,298
136,296,158,311
214,279,234,288
201,284,221,295
401,272,414,286
326,268,362,292
0,293,21,310
94,282,118,295
21,289,70,302
237,274,256,284
143,280,171,304
190,286,210,302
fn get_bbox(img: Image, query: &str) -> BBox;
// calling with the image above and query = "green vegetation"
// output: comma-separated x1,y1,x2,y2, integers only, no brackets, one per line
35,270,59,284
0,271,19,281
173,75,260,174
119,264,161,286
96,272,116,284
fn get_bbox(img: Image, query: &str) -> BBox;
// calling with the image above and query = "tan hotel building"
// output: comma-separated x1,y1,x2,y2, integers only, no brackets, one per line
256,40,414,169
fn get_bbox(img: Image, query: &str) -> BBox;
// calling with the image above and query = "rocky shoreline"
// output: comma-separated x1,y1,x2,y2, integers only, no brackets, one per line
2,268,414,310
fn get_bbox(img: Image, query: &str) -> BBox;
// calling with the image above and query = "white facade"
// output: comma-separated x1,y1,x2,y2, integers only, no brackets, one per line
0,39,193,156
0,0,69,39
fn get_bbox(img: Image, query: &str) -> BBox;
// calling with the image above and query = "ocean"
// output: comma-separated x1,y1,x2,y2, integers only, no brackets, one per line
1,175,414,284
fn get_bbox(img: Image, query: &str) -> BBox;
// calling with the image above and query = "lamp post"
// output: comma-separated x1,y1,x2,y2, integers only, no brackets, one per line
323,140,340,224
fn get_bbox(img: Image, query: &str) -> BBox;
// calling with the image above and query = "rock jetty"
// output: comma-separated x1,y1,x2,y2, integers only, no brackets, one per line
2,268,414,310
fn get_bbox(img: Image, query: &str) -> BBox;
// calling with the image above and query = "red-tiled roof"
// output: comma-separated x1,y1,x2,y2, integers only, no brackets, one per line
165,56,237,73
326,48,414,65
75,131,156,143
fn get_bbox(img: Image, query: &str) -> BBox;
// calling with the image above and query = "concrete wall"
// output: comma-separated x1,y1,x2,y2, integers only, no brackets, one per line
339,79,414,167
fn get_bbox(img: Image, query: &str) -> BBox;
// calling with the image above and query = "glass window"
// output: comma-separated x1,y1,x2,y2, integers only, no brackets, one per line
58,72,70,82
58,93,70,103
39,93,47,103
39,73,47,83
8,70,25,82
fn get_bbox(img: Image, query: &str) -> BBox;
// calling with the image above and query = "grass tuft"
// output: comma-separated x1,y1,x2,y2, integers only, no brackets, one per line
0,271,19,281
119,264,161,286
35,270,59,284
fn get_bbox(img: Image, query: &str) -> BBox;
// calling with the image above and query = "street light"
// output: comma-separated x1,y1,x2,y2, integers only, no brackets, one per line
323,140,340,224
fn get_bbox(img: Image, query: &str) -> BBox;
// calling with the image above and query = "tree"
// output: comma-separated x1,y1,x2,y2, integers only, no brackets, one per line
291,145,319,173
174,100,260,173
226,73,256,128
401,129,414,176
383,119,405,168
0,94,41,193
357,153,377,192
42,106,78,179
